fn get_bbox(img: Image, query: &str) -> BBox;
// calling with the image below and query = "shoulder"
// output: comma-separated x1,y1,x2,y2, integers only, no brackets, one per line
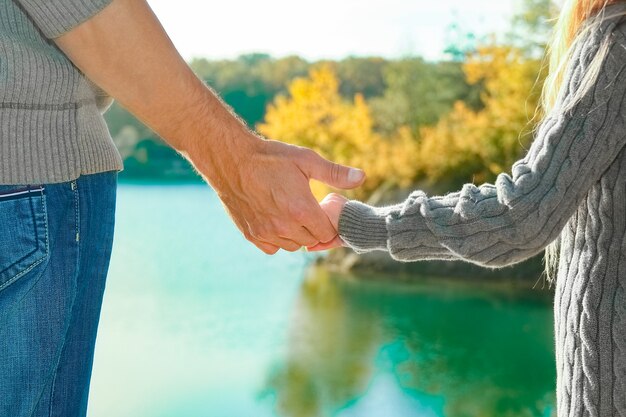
604,17,626,70
580,9,626,70
600,4,626,42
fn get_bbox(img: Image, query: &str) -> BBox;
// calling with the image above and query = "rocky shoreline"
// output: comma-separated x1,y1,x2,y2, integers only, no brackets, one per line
318,248,552,292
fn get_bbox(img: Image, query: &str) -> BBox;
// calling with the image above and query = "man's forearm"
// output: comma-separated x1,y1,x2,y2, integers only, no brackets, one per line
53,0,365,254
54,0,255,182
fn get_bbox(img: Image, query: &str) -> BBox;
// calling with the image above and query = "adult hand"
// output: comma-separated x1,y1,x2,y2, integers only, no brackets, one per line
196,137,364,254
307,193,349,252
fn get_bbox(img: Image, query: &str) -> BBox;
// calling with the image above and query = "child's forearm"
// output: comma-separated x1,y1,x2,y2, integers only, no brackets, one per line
338,29,626,266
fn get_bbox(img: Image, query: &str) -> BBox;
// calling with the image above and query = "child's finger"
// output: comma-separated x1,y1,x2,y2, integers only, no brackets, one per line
306,235,344,251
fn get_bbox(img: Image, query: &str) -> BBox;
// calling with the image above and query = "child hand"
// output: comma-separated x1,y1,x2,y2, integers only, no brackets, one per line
307,193,349,252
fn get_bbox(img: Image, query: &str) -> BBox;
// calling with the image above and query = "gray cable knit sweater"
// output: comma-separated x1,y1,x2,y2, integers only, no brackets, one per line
0,0,121,184
339,6,626,417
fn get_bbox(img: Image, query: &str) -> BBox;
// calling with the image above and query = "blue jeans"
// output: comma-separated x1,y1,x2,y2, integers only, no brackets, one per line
0,171,117,417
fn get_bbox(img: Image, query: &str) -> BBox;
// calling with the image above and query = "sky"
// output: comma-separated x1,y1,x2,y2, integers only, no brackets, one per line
147,0,521,62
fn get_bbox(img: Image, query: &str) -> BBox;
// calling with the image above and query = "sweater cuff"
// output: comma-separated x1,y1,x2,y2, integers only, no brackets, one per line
338,200,394,253
18,0,113,38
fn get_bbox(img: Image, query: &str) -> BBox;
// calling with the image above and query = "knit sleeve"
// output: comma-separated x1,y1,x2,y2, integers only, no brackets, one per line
338,29,626,268
15,0,113,38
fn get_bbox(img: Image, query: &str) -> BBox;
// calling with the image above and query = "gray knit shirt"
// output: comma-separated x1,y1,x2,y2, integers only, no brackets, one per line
0,0,122,184
340,6,626,416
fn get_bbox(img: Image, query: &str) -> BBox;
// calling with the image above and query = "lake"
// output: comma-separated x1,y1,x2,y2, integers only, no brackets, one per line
87,184,557,417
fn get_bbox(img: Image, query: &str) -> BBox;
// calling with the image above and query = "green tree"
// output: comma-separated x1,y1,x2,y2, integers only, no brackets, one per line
334,57,387,99
368,58,481,134
190,54,310,127
508,0,557,56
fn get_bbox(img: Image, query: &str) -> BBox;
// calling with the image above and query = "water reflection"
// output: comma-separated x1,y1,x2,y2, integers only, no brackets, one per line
263,268,380,417
88,185,557,417
264,267,556,417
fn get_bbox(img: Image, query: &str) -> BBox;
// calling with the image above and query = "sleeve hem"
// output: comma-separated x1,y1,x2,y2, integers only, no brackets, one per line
338,200,391,253
20,0,114,39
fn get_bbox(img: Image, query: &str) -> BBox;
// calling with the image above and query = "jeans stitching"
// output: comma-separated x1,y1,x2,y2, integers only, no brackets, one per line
72,181,80,243
47,181,80,417
41,193,50,257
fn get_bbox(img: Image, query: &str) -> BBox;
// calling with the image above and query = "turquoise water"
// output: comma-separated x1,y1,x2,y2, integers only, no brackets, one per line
87,184,556,417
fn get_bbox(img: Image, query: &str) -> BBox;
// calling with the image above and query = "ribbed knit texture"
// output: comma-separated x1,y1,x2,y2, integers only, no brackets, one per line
339,6,626,417
0,0,123,184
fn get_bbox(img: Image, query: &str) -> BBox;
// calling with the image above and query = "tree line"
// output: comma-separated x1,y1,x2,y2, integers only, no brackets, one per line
106,0,554,205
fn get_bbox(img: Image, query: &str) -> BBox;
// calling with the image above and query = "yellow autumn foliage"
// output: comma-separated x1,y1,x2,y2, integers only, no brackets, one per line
419,45,545,186
258,65,418,201
259,45,545,200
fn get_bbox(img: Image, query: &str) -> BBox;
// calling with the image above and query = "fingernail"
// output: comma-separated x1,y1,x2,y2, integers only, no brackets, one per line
348,168,364,183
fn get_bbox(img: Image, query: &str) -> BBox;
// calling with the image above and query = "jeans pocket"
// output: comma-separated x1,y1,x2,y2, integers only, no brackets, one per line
0,185,49,292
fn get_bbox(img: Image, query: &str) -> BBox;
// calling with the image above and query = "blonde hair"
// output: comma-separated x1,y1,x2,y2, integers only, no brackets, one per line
542,0,625,283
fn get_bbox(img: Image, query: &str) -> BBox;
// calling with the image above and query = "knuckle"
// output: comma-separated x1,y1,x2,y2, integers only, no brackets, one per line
330,163,341,182
283,243,301,252
248,227,262,240
304,238,319,247
271,218,290,236
275,225,292,237
258,243,278,255
300,147,317,162
289,205,309,223
255,224,272,241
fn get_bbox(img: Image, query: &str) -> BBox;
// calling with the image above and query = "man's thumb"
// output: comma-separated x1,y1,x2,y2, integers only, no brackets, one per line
302,152,365,189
